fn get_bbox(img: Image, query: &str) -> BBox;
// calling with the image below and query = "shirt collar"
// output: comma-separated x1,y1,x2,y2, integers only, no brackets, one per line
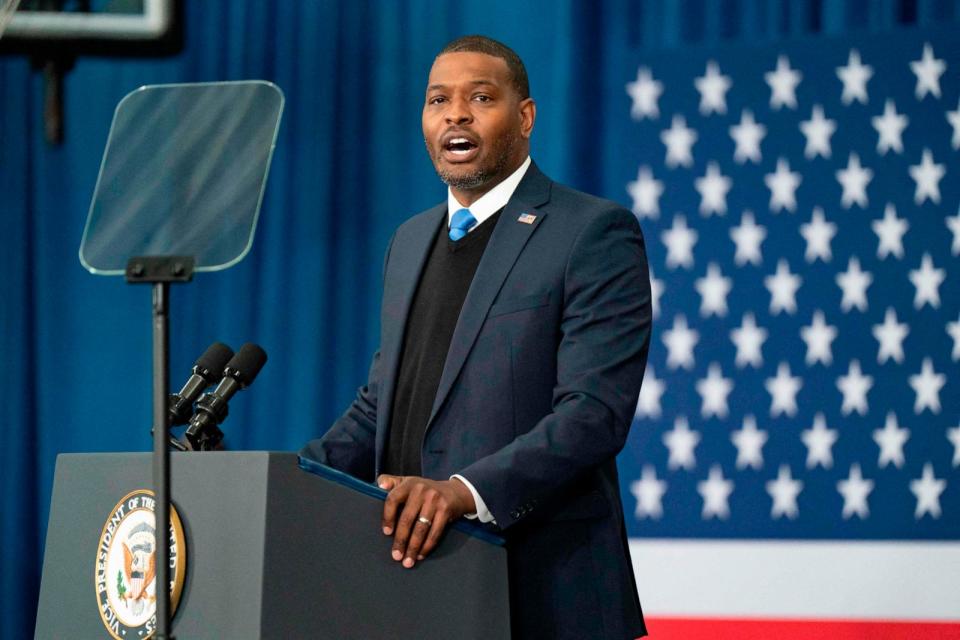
447,156,532,229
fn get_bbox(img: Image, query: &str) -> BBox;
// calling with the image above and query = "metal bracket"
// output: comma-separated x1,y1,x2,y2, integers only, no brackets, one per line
125,256,195,283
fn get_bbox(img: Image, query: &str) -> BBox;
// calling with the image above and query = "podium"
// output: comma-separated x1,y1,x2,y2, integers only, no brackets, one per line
34,452,511,639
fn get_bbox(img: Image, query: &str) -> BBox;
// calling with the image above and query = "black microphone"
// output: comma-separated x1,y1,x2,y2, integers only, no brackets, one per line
169,342,235,426
183,343,268,451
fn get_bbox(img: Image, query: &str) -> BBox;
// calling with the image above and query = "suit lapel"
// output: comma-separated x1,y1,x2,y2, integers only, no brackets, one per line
376,203,446,465
427,164,552,428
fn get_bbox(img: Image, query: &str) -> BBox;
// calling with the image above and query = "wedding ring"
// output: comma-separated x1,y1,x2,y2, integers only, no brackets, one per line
417,516,432,526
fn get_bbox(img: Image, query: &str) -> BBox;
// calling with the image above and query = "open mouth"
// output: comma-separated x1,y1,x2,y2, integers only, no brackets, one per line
442,136,479,161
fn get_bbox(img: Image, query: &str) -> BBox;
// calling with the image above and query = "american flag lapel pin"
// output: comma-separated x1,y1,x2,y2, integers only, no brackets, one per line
517,212,537,224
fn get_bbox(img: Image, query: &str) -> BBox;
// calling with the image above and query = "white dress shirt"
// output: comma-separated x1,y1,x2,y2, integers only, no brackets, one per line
446,156,532,230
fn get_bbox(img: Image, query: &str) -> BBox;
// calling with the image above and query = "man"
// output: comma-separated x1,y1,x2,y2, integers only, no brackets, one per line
301,35,651,639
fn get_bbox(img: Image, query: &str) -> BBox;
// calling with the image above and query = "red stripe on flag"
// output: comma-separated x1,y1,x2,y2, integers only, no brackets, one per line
645,617,960,639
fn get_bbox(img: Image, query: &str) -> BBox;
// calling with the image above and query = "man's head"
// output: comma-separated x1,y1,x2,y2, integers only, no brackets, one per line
422,35,536,205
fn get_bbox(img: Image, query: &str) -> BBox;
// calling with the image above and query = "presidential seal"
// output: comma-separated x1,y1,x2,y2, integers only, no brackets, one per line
94,489,187,639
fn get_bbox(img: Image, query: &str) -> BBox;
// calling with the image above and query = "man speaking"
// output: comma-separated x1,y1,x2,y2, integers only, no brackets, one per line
302,35,651,639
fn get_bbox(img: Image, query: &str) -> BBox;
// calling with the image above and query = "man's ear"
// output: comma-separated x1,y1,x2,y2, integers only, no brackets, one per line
519,98,536,140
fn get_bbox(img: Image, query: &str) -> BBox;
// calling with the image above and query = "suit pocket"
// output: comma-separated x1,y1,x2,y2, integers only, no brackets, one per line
488,291,551,318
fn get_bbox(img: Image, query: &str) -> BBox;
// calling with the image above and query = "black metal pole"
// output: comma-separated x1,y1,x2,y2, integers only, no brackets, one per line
127,255,193,638
152,282,173,639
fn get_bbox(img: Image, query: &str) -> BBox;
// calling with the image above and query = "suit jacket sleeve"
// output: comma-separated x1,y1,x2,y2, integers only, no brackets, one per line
298,232,398,482
457,206,652,529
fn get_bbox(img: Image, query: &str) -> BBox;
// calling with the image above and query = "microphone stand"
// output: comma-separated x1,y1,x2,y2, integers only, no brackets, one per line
126,255,194,640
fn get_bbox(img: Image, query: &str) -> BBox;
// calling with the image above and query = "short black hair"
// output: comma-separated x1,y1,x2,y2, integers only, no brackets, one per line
438,35,530,100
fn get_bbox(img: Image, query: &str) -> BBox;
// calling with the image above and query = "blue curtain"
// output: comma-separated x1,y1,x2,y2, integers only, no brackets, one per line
1,1,956,636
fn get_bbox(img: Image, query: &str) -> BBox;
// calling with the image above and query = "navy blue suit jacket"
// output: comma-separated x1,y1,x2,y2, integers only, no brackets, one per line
302,163,651,639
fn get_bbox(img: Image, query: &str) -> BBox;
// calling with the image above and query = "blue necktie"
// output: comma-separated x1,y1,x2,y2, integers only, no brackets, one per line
449,208,477,241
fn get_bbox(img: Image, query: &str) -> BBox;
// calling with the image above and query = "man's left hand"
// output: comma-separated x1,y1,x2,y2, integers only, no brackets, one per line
377,475,476,568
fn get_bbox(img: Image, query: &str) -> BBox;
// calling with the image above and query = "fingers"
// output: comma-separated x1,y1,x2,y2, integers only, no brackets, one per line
417,504,449,561
391,484,425,566
380,476,409,535
380,477,459,568
401,491,439,567
377,474,400,491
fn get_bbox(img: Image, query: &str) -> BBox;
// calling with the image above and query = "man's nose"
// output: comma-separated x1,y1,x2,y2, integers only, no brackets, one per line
445,97,472,124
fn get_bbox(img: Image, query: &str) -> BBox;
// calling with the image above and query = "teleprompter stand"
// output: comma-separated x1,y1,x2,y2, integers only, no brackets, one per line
125,255,195,640
74,80,284,638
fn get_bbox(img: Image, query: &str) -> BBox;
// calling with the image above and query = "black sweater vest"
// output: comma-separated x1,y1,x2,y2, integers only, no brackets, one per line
384,210,503,476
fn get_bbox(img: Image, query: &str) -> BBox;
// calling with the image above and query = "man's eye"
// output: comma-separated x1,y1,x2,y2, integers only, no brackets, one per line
473,95,491,102
428,96,446,105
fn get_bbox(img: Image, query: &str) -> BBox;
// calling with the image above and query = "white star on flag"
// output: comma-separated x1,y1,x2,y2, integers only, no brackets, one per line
731,414,767,470
765,158,802,213
909,357,945,414
765,259,802,315
695,263,732,317
947,99,960,149
873,412,909,469
836,152,873,209
630,465,667,519
660,215,697,269
729,109,766,164
802,413,838,469
909,253,945,309
767,465,803,519
948,316,960,360
698,465,734,520
909,148,945,205
871,203,908,260
872,307,909,364
947,425,960,466
871,99,909,154
730,210,766,266
800,104,836,159
694,60,732,115
626,66,663,120
765,55,802,110
801,309,837,366
948,210,960,256
695,162,731,216
662,215,698,270
635,365,665,418
836,257,872,312
696,363,733,419
627,165,663,219
800,206,837,263
910,43,946,99
649,270,664,319
730,312,767,368
661,115,698,168
663,314,699,370
836,49,873,105
765,362,802,417
837,464,874,519
837,360,873,416
664,416,700,470
910,463,945,519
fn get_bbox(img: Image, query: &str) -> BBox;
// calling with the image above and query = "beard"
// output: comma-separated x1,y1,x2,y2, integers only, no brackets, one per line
427,130,521,192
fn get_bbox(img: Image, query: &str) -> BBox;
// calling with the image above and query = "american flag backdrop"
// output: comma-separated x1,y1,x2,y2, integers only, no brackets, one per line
616,25,960,639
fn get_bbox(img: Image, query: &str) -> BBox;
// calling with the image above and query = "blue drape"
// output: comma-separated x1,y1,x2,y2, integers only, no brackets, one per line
2,1,956,636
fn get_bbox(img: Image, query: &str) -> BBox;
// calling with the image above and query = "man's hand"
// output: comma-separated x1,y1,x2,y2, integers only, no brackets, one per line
377,475,477,568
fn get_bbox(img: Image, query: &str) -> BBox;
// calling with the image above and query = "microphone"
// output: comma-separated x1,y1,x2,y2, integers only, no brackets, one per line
169,342,235,426
183,343,268,451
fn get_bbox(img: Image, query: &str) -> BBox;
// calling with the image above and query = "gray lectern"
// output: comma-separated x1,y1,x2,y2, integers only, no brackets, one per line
34,452,511,639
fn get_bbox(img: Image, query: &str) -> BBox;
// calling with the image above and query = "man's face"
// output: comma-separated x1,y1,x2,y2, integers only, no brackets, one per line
422,51,535,202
